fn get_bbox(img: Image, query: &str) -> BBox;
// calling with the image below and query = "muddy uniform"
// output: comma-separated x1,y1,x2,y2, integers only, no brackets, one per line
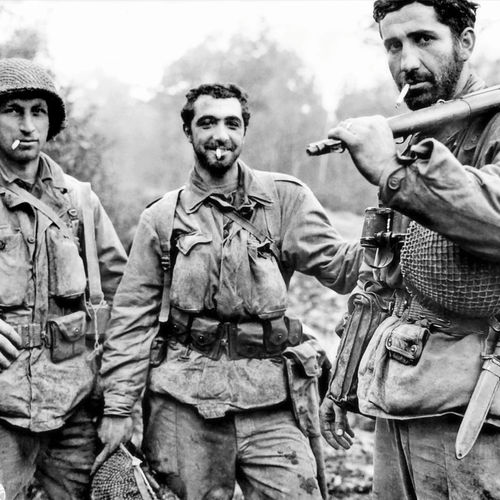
101,161,362,500
0,154,126,499
357,75,500,499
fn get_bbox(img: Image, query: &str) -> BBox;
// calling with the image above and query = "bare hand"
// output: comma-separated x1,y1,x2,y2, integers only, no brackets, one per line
328,115,399,185
320,397,354,450
0,319,22,368
92,415,133,474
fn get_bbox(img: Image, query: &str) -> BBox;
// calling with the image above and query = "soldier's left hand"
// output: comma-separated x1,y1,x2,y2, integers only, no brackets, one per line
328,115,399,185
320,397,354,450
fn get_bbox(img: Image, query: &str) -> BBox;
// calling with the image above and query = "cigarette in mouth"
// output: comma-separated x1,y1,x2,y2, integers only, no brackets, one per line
395,84,410,109
216,148,222,160
11,140,20,150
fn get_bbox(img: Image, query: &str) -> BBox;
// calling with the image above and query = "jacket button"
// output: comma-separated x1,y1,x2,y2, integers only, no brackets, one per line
27,236,35,244
387,339,392,346
72,327,80,334
388,176,401,190
410,345,417,353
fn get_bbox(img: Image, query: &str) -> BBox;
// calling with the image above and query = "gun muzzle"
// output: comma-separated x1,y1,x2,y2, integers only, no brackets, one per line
306,139,344,156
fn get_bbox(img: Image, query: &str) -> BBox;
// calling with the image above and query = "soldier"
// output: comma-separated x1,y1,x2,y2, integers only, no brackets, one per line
320,1,500,499
96,82,364,499
0,58,127,499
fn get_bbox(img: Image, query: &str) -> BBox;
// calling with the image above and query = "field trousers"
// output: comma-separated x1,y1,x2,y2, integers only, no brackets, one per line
373,416,500,500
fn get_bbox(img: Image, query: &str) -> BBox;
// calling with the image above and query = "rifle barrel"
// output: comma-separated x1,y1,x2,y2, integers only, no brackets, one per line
306,85,500,156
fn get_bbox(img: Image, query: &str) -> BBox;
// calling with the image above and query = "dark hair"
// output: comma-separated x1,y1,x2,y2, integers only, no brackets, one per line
373,0,479,38
180,83,251,130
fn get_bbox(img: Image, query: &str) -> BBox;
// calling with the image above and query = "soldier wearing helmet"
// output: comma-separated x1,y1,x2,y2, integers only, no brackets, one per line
0,58,127,499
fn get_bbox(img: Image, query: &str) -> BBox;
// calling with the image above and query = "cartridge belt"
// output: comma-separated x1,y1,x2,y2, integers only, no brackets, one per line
166,308,303,361
12,323,50,349
393,293,488,336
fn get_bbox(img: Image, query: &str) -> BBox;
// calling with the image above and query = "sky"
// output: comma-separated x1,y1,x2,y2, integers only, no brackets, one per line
3,0,500,111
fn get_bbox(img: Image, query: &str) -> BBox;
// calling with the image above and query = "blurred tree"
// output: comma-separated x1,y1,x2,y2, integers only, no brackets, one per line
152,29,329,193
0,23,128,242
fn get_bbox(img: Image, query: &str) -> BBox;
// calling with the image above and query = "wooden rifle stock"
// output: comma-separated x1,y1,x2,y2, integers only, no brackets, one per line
306,85,500,156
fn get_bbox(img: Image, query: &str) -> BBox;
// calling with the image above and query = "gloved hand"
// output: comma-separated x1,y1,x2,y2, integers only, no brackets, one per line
92,415,134,474
320,397,355,450
0,319,22,368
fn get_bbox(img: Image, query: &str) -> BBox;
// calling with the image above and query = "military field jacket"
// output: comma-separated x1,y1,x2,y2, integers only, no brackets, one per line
0,154,127,432
357,74,500,421
101,162,363,418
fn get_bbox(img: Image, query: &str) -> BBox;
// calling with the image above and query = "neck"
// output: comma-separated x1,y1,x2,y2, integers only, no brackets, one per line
0,155,40,184
452,65,472,99
193,159,239,188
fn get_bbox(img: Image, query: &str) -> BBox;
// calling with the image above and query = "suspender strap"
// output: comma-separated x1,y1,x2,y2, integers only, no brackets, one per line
5,183,74,240
80,182,104,304
155,188,184,323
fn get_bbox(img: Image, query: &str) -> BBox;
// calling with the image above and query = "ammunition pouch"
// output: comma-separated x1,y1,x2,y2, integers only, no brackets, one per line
329,289,393,413
48,310,87,363
150,308,303,363
385,321,429,365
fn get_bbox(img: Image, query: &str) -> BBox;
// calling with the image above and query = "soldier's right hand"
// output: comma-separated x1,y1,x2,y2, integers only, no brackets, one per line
92,415,133,474
0,319,22,368
320,397,355,450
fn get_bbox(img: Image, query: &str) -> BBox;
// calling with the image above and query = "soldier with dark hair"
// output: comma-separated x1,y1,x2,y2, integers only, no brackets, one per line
0,58,127,499
320,1,500,499
96,82,364,499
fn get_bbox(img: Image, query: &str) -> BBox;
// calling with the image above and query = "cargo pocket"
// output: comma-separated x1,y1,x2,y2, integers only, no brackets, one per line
385,321,429,365
170,231,212,312
0,227,30,307
48,310,87,363
244,233,287,320
47,226,87,300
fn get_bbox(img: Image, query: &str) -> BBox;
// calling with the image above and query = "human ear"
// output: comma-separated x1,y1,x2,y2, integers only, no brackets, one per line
183,124,193,143
456,28,475,62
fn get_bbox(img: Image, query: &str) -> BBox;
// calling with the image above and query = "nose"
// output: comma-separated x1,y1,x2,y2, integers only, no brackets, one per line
399,43,420,74
20,113,36,135
213,122,230,142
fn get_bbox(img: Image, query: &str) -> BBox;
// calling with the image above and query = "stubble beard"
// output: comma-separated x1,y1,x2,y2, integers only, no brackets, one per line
404,45,464,111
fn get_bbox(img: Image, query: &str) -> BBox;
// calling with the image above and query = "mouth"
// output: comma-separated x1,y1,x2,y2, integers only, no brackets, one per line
208,146,231,160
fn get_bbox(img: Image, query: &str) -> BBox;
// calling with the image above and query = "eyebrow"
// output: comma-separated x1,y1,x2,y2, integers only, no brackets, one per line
195,114,243,124
384,28,437,48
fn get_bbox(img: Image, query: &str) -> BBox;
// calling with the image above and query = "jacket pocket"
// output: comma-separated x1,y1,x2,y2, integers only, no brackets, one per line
0,227,30,307
170,231,212,312
48,310,87,363
47,226,87,299
242,233,287,319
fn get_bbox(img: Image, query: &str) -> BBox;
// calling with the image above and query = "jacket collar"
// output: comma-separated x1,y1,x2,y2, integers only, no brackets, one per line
0,152,67,190
183,160,274,214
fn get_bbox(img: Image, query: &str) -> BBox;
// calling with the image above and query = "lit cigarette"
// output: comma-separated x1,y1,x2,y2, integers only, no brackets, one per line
395,84,410,109
216,148,222,160
11,139,20,150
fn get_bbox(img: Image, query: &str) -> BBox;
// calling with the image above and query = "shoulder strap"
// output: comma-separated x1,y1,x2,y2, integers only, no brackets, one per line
251,170,282,257
208,200,281,262
154,187,184,322
80,182,104,305
5,183,74,240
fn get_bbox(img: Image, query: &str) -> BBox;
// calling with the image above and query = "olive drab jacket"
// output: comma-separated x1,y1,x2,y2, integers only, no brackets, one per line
0,153,127,432
357,74,500,425
101,161,363,419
